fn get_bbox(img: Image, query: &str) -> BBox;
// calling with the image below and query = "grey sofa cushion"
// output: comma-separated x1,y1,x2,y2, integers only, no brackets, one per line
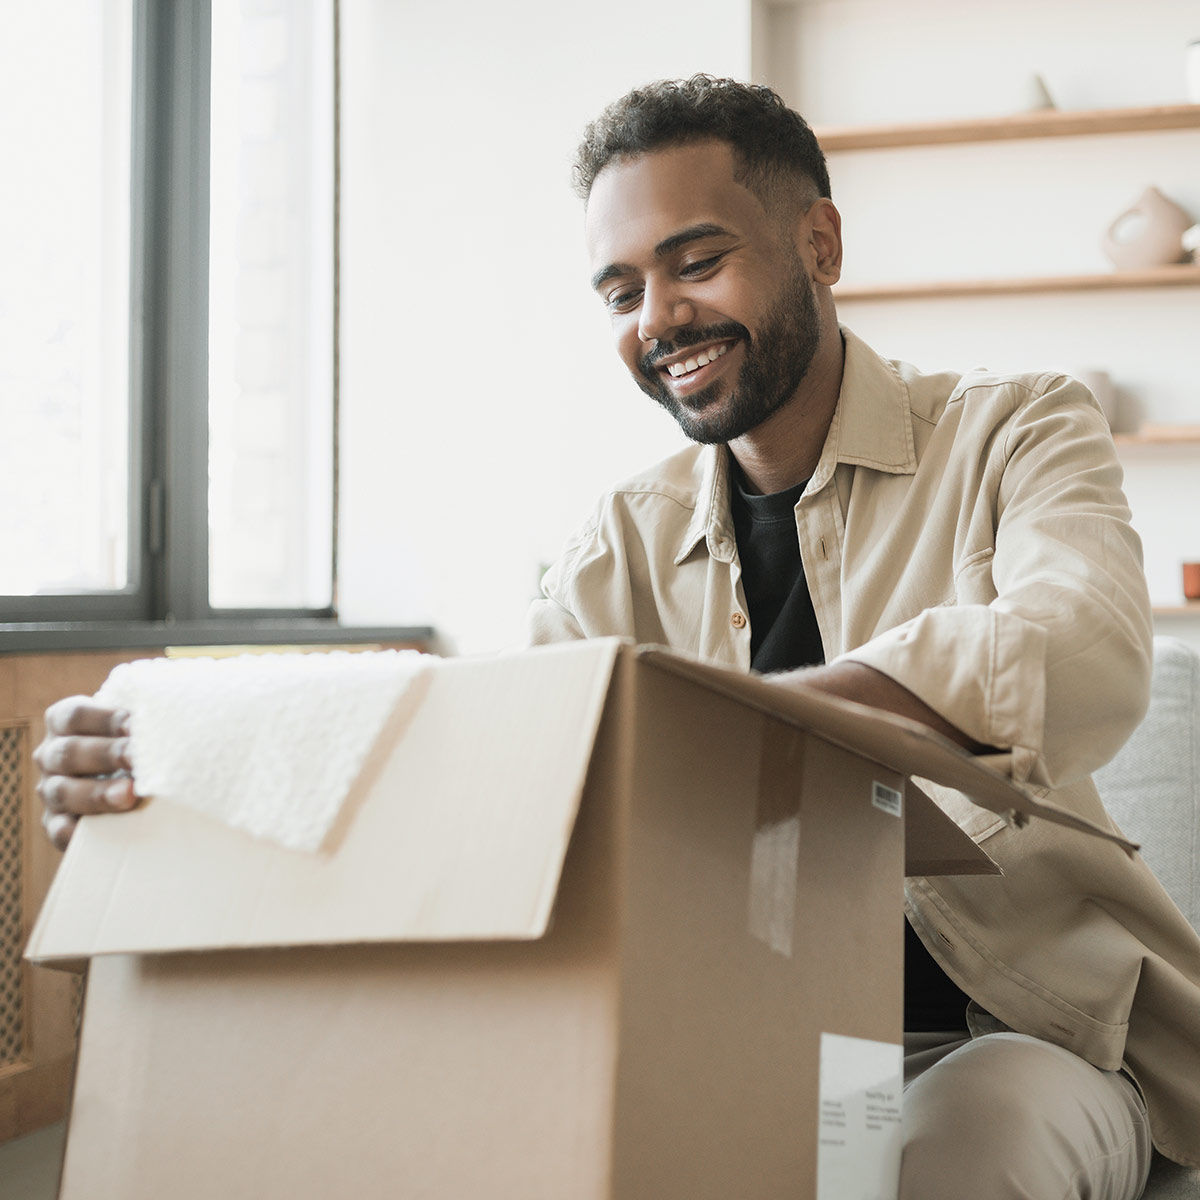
1093,637,1200,931
1092,636,1200,1197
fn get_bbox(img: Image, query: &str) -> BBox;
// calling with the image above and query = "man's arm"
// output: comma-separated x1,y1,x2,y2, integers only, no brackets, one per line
34,698,140,850
774,661,996,754
838,376,1152,790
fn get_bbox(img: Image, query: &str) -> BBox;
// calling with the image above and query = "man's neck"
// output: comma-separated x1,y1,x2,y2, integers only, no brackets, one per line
727,330,845,496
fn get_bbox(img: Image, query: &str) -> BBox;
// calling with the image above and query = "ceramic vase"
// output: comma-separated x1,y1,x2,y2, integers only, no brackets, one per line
1101,187,1194,272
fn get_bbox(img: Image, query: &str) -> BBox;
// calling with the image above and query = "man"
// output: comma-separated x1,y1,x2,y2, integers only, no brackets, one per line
37,77,1200,1198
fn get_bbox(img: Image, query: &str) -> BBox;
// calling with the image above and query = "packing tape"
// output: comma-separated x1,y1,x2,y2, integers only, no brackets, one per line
748,719,804,957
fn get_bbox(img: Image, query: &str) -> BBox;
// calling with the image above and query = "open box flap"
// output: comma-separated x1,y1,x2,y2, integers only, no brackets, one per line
906,782,1000,876
637,647,1136,854
27,639,624,963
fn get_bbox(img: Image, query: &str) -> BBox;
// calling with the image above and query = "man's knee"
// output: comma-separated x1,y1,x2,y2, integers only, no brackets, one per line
902,1035,1048,1198
899,1033,1149,1200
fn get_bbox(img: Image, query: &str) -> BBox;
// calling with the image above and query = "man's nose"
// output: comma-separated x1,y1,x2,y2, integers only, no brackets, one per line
638,280,696,345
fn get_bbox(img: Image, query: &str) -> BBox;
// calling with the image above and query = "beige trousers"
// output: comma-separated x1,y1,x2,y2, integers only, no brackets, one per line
901,1027,1152,1200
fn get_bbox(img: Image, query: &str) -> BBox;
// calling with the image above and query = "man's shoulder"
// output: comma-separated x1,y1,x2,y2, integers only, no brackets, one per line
593,442,711,515
543,442,714,618
553,442,712,571
897,357,1075,429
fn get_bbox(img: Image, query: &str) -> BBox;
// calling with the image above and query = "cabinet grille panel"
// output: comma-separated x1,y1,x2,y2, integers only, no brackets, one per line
0,725,25,1068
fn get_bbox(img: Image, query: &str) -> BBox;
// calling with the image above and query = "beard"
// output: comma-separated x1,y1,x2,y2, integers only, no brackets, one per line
634,251,821,445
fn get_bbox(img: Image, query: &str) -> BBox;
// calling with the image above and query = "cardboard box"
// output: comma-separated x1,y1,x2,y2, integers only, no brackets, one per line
27,639,1130,1199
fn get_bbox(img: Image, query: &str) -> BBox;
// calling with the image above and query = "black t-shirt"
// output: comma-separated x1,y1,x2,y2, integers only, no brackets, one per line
730,461,970,1033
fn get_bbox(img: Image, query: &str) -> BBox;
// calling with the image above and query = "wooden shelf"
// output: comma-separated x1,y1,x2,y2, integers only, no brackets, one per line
815,103,1200,152
1113,425,1200,446
1152,602,1200,616
834,264,1200,302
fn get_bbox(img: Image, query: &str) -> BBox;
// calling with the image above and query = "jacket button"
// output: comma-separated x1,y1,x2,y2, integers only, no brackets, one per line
731,612,747,629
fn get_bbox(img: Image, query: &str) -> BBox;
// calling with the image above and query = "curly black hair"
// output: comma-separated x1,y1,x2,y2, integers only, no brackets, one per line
572,75,830,206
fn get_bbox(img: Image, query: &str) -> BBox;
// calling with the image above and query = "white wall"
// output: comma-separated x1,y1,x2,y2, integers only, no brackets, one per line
337,0,752,653
758,0,1200,125
756,0,1200,648
339,0,1200,654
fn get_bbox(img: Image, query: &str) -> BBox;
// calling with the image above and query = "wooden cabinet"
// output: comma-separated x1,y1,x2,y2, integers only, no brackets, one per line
0,649,162,1144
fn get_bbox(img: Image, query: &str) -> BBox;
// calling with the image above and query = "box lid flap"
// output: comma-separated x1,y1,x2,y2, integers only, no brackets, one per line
27,639,623,962
637,647,1135,853
905,783,1000,876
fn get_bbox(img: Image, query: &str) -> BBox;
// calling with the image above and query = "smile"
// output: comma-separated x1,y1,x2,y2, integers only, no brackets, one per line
661,341,735,379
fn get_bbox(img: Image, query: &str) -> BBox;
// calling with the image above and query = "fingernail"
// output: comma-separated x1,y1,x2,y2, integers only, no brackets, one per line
114,710,132,737
106,780,136,810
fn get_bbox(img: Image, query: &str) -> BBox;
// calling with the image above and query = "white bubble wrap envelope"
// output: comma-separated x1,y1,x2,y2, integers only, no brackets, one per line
97,650,430,852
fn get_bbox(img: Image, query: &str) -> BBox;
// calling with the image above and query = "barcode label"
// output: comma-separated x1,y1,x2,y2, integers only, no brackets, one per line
871,782,902,818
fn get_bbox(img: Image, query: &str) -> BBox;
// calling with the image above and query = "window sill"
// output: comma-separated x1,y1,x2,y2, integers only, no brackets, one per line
0,620,437,656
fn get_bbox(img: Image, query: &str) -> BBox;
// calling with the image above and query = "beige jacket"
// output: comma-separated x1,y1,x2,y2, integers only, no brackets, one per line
529,329,1200,1165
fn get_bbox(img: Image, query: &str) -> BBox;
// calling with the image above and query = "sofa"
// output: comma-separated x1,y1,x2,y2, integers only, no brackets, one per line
1093,636,1200,1199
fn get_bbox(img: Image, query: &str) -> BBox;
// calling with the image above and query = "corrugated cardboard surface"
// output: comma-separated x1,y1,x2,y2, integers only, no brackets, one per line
62,818,627,1199
609,664,904,1198
51,644,909,1199
904,782,1000,875
35,639,1102,1198
638,649,1135,850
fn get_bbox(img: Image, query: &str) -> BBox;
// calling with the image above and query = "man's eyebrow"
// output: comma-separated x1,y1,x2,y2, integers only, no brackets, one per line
653,222,732,258
591,262,633,292
590,223,734,293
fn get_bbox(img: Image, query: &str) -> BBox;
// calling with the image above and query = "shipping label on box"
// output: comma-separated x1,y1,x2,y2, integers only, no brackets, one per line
817,1032,904,1200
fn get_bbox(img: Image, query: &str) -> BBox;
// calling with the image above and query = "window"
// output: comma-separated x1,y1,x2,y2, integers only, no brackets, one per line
0,0,134,613
0,0,337,626
208,0,335,610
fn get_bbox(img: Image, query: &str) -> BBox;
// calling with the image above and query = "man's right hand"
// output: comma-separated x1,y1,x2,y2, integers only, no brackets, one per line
34,697,139,851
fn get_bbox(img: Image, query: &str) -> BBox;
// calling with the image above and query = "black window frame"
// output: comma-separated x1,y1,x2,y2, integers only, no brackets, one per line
1,0,346,631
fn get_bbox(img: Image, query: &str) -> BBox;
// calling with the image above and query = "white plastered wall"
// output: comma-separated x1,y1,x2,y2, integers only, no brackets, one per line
338,0,1200,654
337,0,752,653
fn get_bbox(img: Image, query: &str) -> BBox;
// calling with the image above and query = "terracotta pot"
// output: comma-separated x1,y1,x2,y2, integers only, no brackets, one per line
1101,187,1194,272
1184,562,1200,601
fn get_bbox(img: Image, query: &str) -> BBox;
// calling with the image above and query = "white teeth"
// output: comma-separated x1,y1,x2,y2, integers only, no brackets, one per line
666,342,730,378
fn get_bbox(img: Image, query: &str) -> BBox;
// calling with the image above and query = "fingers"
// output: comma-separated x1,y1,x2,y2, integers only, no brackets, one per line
37,772,137,818
33,732,132,778
42,811,79,853
44,696,131,739
34,697,142,853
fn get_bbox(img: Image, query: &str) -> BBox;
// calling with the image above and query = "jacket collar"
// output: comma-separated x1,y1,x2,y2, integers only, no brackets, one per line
674,327,917,566
676,442,737,566
823,326,918,477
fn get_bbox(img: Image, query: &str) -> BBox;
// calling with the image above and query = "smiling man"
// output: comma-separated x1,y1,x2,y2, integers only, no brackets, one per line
35,76,1200,1199
522,77,1200,1198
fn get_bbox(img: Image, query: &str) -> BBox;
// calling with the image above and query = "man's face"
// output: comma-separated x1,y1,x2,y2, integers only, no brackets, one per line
585,141,822,445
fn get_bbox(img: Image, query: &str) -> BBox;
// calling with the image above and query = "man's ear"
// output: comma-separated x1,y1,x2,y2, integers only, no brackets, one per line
804,198,843,286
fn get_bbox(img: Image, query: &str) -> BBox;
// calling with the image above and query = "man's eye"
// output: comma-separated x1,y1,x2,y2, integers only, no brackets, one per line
680,254,722,277
607,289,641,313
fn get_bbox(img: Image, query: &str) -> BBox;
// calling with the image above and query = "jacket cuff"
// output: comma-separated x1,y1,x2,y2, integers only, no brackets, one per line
835,604,1046,784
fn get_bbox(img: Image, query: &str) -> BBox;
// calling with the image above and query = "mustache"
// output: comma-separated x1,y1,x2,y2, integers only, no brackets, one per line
639,321,749,375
